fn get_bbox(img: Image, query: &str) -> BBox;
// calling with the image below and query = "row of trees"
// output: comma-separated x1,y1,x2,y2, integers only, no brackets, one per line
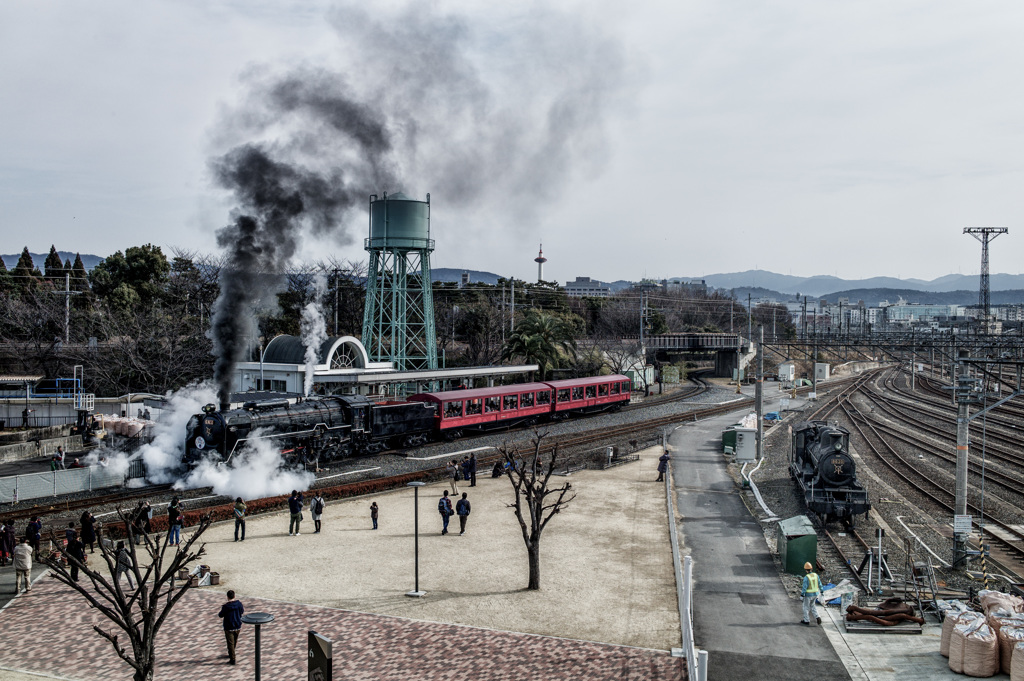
0,244,794,395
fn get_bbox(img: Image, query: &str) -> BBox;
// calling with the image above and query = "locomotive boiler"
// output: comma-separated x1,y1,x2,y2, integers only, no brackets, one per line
790,420,870,525
183,395,436,466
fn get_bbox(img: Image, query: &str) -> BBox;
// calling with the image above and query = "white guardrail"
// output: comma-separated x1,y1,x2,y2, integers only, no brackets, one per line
664,457,708,681
0,465,125,504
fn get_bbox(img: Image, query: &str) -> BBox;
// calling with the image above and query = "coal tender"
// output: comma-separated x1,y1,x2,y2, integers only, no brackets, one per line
790,420,870,525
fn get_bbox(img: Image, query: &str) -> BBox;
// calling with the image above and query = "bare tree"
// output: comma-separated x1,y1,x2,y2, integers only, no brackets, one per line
43,509,212,681
500,433,577,590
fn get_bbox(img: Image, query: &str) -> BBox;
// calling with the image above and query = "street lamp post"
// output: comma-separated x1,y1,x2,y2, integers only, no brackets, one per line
405,481,427,597
240,612,275,681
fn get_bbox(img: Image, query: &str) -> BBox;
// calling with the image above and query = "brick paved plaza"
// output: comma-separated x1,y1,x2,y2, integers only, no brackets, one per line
0,574,684,680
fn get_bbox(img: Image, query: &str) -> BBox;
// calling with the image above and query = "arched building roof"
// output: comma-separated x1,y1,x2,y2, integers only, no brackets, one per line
262,335,369,370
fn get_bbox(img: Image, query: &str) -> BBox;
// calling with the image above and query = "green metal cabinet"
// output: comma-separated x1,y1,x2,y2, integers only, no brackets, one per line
777,515,817,575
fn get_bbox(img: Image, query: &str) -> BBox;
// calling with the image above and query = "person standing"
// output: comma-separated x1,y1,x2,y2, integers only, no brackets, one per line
14,538,32,594
455,492,471,536
54,446,66,470
115,541,134,589
167,498,183,546
447,460,460,495
311,493,325,534
469,453,477,487
462,456,471,482
218,590,245,665
288,490,304,536
370,502,378,530
79,509,97,554
656,451,670,482
233,498,246,542
800,562,822,626
0,519,12,566
66,533,86,583
438,490,454,535
26,516,42,560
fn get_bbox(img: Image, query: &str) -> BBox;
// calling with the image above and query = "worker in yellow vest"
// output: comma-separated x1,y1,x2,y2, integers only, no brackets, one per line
801,561,822,626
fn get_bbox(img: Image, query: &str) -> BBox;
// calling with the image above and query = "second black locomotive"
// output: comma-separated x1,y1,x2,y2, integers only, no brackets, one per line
790,420,870,525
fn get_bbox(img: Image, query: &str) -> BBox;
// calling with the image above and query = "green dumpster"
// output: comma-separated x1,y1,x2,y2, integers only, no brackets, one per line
777,515,817,575
721,424,744,453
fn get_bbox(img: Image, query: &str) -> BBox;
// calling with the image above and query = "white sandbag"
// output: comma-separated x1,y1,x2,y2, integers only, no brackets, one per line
1012,641,1024,681
963,623,998,678
1000,627,1024,675
944,611,982,658
951,617,988,673
980,590,1024,616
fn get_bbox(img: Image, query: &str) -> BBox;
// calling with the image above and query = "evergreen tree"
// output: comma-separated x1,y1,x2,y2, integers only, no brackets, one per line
71,253,90,292
12,247,42,290
44,245,64,282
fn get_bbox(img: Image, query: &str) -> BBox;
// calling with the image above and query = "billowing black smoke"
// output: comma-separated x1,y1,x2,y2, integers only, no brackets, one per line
209,3,629,405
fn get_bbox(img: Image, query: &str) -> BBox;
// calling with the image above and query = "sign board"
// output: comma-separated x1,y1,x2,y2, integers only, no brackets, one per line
779,398,790,411
807,392,817,401
308,631,332,681
954,515,972,535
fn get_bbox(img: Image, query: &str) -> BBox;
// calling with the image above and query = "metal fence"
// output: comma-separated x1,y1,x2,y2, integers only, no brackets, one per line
665,459,708,681
0,466,125,504
0,415,76,429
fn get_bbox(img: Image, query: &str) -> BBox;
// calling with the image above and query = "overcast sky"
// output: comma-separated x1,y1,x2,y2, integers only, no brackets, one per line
2,1,1022,283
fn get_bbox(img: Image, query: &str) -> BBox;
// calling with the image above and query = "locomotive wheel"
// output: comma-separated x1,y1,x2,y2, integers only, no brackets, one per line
445,429,463,441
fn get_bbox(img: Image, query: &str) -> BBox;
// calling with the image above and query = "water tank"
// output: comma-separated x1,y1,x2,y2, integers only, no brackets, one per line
367,192,431,250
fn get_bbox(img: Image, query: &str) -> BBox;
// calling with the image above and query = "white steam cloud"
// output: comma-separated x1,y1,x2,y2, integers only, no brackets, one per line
300,275,329,397
178,434,315,500
139,383,219,484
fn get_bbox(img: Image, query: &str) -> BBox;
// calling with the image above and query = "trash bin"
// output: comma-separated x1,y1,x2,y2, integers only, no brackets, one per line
721,424,744,453
777,515,817,575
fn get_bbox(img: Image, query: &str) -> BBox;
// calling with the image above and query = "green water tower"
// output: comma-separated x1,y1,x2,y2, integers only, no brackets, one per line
361,192,438,370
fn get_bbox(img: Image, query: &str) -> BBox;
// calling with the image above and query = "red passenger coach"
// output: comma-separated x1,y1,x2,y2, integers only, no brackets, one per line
546,375,631,417
408,382,555,439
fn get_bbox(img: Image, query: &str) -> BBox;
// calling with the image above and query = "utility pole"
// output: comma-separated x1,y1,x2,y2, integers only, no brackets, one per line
510,279,515,332
52,271,79,344
802,297,808,340
747,293,752,345
756,326,764,462
954,368,972,568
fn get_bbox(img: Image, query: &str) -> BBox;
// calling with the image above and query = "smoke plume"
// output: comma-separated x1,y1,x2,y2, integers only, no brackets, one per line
208,2,629,404
301,275,329,396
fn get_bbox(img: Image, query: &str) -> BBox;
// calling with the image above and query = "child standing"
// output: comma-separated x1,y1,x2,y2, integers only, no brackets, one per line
370,502,379,530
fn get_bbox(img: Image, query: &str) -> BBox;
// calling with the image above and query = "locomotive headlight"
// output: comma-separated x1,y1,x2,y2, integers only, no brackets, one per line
834,441,842,451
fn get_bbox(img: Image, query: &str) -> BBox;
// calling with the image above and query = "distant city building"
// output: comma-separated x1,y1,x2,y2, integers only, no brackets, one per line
460,272,471,288
565,276,612,298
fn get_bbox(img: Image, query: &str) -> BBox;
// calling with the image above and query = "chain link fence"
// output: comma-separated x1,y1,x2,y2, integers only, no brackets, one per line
0,465,126,504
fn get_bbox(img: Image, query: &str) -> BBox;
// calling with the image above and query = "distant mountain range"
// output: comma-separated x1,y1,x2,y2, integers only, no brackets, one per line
1,252,104,270
679,270,1024,297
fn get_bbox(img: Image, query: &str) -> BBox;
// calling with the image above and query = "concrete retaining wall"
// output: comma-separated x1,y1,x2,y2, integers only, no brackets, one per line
0,435,84,464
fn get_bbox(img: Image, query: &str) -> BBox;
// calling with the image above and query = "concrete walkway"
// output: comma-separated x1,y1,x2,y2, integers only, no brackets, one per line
670,389,851,681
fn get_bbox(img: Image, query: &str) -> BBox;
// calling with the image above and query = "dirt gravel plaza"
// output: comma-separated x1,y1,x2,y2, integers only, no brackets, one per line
0,446,684,680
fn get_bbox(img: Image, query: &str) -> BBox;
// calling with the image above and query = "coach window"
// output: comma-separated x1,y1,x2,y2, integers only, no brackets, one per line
598,384,609,397
537,390,551,405
610,382,620,395
485,396,501,413
503,395,519,411
521,392,535,408
466,399,483,416
620,381,630,392
444,401,463,418
572,387,584,401
557,388,571,402
585,385,596,399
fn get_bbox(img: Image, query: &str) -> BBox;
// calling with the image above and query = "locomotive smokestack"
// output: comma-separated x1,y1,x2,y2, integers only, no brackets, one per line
220,400,231,413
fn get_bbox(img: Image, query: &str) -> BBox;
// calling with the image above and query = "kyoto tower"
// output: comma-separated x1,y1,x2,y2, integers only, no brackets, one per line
534,243,547,283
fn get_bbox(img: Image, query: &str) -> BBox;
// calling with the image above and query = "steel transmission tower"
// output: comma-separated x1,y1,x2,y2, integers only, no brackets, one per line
362,192,438,370
964,227,1008,330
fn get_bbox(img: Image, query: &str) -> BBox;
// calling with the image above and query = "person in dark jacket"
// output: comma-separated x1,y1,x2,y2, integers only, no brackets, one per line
288,490,304,536
438,490,453,535
656,452,670,482
455,493,471,536
66,534,86,582
0,519,13,565
370,502,379,530
218,590,245,665
469,453,477,487
79,510,97,553
26,516,42,560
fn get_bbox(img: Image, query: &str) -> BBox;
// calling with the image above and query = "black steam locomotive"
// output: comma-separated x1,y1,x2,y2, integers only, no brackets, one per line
790,420,870,525
183,395,436,466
